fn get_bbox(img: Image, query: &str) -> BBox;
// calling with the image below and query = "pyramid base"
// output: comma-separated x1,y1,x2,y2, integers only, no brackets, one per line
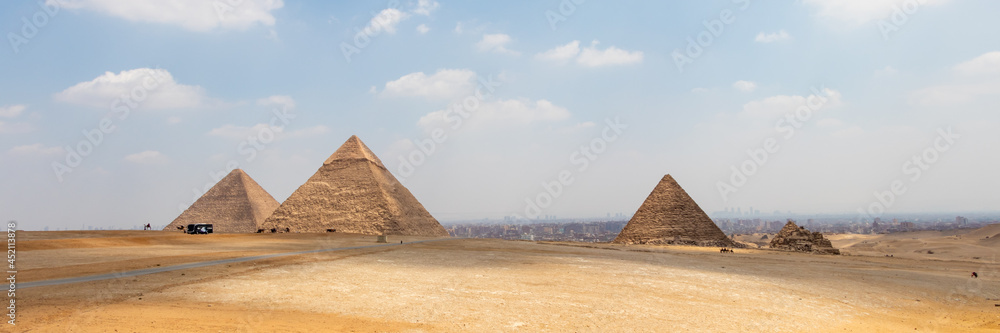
616,237,743,248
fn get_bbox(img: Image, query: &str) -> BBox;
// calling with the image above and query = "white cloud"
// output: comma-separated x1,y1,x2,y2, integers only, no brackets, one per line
452,21,485,35
167,116,182,124
803,0,949,25
953,51,1000,76
741,89,842,118
755,30,790,43
476,33,520,56
55,68,209,110
0,103,33,133
536,40,643,67
874,65,898,78
576,41,643,67
535,41,581,63
363,8,407,35
911,52,1000,105
52,0,284,32
382,69,477,100
416,23,430,34
265,29,279,41
8,143,63,156
257,95,295,110
413,0,440,16
124,150,167,164
911,82,1000,105
0,105,26,118
417,98,570,130
733,80,758,92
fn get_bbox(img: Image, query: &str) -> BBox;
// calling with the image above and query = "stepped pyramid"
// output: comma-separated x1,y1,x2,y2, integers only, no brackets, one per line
613,174,737,247
769,220,840,254
164,169,280,233
259,135,448,236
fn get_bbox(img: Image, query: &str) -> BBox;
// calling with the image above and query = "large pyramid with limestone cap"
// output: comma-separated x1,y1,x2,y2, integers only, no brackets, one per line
164,169,280,233
613,174,737,247
259,135,448,236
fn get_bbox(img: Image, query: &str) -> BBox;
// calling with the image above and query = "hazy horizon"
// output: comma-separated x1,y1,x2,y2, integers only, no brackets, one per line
3,1,999,230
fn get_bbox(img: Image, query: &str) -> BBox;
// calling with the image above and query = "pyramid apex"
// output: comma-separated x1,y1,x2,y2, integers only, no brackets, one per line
324,135,386,168
227,168,252,180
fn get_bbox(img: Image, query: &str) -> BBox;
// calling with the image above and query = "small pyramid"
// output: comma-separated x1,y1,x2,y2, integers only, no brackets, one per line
259,135,448,236
613,174,736,247
769,220,840,254
164,169,280,233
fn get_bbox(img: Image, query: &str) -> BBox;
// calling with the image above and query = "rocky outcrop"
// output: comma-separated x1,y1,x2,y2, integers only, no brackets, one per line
613,175,738,247
769,221,840,255
165,169,279,233
259,135,448,237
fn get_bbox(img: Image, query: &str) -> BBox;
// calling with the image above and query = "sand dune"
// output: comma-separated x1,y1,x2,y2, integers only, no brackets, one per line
15,231,999,332
828,224,1000,262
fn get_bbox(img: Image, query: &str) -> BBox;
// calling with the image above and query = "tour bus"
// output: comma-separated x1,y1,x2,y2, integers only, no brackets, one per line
185,223,213,234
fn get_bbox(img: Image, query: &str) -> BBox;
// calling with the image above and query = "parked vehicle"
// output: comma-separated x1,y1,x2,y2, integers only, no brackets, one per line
186,223,213,234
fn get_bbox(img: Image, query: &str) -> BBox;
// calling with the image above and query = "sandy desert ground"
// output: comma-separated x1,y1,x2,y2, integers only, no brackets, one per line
13,229,999,332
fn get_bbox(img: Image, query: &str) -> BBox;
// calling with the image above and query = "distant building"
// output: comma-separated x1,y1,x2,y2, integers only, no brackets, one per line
956,216,969,226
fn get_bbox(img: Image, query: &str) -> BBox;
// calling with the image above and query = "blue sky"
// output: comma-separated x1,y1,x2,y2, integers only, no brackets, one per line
2,0,998,230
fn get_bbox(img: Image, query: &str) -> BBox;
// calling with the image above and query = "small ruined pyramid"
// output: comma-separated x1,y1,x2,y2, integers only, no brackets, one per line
259,135,448,236
164,169,280,233
613,174,737,247
769,220,840,254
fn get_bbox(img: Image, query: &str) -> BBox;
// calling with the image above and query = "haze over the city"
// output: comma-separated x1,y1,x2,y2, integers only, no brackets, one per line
2,0,998,230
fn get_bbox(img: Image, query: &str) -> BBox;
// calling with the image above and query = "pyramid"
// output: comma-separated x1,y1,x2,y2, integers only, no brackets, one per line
164,169,280,233
769,221,840,254
613,174,737,247
259,135,448,236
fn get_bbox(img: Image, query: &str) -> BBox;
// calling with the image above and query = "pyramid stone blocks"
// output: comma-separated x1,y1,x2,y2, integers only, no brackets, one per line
769,221,840,255
164,169,280,233
259,135,448,237
613,174,737,247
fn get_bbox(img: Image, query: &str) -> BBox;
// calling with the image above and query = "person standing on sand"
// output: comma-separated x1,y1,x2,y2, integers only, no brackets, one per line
972,272,978,278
